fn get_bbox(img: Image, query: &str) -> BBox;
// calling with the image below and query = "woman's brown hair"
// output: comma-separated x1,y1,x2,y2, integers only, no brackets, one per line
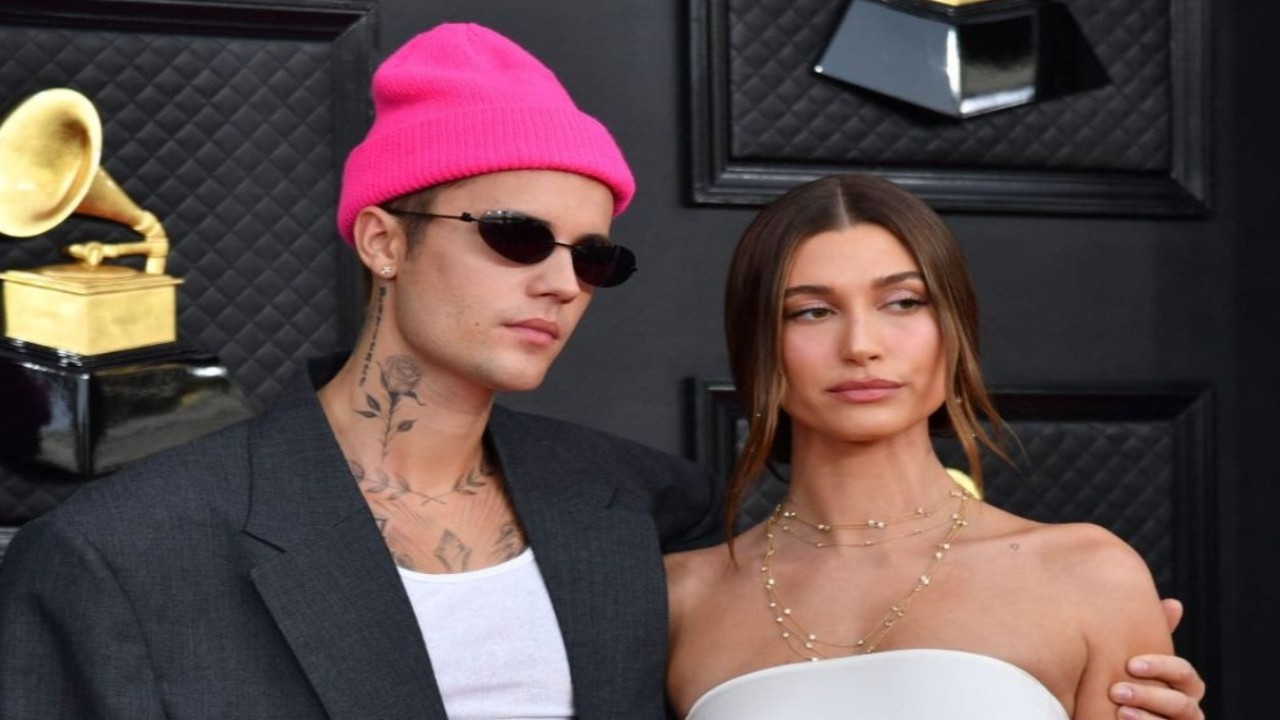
723,173,1009,547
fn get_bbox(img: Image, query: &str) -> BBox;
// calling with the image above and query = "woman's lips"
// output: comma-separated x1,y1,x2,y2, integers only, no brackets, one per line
826,379,902,403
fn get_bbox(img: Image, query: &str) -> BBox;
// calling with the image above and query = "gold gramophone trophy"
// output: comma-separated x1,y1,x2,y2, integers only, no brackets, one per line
0,88,251,485
0,87,181,355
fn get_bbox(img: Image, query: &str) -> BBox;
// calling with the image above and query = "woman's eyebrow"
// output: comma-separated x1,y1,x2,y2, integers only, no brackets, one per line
783,284,834,299
784,271,924,298
873,271,925,288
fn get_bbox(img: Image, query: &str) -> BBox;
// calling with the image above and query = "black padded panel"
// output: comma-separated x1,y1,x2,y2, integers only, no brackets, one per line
690,0,1208,214
723,0,1171,170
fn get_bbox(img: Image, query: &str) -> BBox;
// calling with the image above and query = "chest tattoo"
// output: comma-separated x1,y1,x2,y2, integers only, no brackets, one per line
349,456,522,573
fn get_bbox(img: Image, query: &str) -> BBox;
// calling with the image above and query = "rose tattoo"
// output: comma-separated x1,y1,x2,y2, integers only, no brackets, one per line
355,355,427,456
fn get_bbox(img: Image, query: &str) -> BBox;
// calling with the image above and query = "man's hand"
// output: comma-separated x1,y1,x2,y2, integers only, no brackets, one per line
1109,599,1206,720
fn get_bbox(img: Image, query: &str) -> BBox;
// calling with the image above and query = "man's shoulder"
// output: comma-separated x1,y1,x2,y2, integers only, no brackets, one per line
45,418,251,509
490,405,724,551
490,404,697,469
490,403,637,441
18,405,276,552
53,374,326,514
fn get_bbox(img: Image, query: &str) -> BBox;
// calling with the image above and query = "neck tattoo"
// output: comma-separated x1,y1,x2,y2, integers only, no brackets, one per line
761,487,973,661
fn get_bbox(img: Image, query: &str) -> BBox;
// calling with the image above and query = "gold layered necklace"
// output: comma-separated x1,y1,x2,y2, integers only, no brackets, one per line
761,487,973,661
776,492,954,548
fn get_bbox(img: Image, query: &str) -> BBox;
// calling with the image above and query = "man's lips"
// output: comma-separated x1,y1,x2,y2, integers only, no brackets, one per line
506,318,561,345
827,378,902,402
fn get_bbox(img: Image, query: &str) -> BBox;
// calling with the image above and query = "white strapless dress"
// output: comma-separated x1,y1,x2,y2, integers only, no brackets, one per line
686,648,1069,720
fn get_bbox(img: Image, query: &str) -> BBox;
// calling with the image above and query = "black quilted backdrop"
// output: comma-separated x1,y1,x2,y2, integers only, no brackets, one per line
725,0,1170,169
940,420,1174,588
0,8,371,524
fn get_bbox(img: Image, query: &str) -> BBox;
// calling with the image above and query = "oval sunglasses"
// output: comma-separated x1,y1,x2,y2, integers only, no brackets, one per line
381,208,637,288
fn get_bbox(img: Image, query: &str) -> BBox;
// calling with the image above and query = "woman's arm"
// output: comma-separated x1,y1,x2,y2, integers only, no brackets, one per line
1068,525,1175,720
1111,599,1205,720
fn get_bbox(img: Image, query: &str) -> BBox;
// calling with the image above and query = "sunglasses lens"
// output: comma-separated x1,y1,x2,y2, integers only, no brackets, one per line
476,214,636,288
476,218,556,264
572,240,637,288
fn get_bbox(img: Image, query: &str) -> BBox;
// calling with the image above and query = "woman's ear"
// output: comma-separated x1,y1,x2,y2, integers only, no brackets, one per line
351,206,404,278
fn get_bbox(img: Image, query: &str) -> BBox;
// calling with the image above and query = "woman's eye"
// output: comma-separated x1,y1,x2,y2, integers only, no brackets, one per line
786,306,833,321
885,297,929,312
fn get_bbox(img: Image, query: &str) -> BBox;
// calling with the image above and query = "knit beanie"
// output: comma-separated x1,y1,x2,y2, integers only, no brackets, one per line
337,23,636,244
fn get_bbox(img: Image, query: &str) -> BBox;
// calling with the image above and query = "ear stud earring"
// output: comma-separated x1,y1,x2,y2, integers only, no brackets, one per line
379,266,394,277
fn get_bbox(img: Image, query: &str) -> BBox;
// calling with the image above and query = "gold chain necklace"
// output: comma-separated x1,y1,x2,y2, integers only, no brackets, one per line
777,513,960,548
761,488,972,661
775,491,955,547
781,498,943,531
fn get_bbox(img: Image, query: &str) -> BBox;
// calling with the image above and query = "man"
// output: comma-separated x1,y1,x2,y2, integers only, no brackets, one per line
0,23,1204,719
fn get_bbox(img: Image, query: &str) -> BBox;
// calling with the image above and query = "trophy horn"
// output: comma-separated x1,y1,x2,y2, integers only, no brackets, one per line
0,88,169,274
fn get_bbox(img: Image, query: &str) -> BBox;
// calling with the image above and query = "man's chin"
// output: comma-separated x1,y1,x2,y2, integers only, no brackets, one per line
489,370,551,394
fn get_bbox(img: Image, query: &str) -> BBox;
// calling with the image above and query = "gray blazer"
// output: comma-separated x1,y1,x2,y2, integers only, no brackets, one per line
0,371,721,719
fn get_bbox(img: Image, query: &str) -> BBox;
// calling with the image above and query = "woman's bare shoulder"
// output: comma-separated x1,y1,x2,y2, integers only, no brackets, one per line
1005,520,1159,597
965,503,1156,593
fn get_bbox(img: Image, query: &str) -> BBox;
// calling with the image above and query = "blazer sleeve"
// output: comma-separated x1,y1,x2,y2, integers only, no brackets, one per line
0,517,165,718
653,457,725,554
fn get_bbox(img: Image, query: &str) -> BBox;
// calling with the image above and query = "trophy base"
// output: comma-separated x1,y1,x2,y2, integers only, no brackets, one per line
1,268,183,356
0,338,255,496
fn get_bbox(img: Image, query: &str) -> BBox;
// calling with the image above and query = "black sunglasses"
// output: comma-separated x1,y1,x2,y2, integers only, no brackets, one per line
382,208,637,288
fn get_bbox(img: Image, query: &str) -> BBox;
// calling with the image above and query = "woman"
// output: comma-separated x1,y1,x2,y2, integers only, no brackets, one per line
666,174,1174,719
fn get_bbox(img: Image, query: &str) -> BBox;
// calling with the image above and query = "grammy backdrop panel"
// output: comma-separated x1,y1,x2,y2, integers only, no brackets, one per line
689,0,1208,214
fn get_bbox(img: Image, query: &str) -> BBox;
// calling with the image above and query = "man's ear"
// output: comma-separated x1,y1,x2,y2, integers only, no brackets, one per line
352,206,405,275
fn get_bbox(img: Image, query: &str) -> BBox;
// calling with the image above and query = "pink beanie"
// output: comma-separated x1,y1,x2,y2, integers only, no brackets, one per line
337,23,636,244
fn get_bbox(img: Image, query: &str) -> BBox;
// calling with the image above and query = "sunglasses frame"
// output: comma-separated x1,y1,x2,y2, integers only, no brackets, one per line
380,207,637,288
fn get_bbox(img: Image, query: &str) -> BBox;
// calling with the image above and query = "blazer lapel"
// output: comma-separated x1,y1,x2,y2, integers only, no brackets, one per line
489,407,669,719
242,378,448,720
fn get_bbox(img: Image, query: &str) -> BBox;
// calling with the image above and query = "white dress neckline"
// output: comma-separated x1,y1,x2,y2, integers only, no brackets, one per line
687,647,1069,720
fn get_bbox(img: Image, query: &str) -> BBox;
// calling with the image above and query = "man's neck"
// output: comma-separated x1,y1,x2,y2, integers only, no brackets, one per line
317,352,495,496
316,352,527,574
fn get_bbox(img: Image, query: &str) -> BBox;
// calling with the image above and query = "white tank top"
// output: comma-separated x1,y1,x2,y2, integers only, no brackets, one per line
398,549,574,719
